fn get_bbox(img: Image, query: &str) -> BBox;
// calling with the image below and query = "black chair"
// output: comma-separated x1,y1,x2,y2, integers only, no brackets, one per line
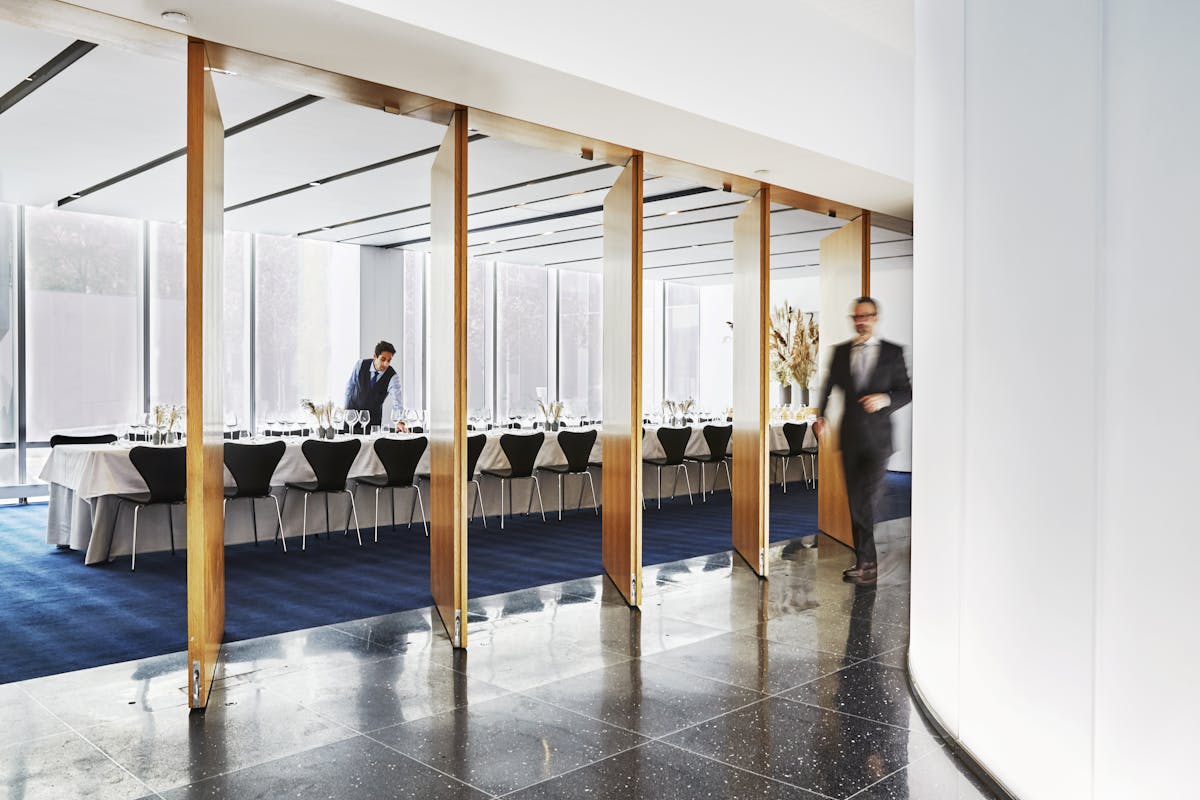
358,436,429,541
111,446,186,571
686,424,732,502
414,432,488,527
770,422,811,493
537,429,599,521
50,433,117,448
481,432,546,529
223,441,287,551
282,439,363,550
642,427,693,509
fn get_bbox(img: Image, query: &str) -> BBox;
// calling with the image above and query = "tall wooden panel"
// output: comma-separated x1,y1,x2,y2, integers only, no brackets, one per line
601,155,643,607
731,188,770,576
817,213,871,549
185,40,225,710
429,108,469,646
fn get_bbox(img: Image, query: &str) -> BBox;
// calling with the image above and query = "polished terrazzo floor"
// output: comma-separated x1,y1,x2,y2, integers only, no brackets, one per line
1,519,996,799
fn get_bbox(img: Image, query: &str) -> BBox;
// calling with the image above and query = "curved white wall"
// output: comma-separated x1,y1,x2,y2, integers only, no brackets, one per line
911,1,1200,798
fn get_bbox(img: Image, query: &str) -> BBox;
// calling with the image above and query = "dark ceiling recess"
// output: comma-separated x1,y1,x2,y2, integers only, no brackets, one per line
0,40,96,117
56,94,324,208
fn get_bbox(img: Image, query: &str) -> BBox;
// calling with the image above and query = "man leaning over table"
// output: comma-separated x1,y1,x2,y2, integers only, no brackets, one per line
345,340,406,431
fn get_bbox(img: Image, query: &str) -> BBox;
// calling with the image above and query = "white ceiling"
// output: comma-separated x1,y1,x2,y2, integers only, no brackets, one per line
0,19,910,280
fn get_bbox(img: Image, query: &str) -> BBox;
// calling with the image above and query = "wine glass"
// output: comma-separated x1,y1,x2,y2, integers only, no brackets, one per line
390,407,403,433
344,409,360,436
331,407,345,437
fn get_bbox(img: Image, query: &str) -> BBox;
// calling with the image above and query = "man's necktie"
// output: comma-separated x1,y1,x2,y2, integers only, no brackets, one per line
370,372,379,387
852,344,867,390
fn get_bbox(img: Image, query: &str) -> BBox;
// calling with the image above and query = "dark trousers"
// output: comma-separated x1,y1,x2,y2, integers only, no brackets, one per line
841,445,889,565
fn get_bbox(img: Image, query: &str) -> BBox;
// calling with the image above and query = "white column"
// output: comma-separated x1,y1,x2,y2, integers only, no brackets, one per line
912,1,1199,798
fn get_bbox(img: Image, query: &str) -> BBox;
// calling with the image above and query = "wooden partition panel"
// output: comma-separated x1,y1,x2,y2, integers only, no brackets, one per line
601,155,644,607
428,108,469,647
731,188,770,576
816,213,871,549
185,40,225,710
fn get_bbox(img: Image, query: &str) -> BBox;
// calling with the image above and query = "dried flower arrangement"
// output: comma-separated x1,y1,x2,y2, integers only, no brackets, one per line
537,399,564,423
768,303,819,389
300,399,336,428
152,404,181,433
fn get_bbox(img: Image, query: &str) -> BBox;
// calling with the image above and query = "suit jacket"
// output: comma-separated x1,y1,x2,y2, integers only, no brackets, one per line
817,339,912,456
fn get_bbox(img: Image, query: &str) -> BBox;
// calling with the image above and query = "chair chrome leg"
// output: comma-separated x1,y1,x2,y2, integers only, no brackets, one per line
532,477,546,522
324,494,331,539
251,498,259,545
586,471,599,515
671,465,681,501
700,462,707,502
408,486,417,529
557,474,563,521
167,506,175,556
374,487,381,543
657,465,663,509
681,465,694,505
720,460,732,494
526,478,535,516
131,505,140,571
344,490,363,545
414,484,428,537
500,478,507,530
782,456,790,493
577,473,587,511
302,493,310,550
270,493,287,552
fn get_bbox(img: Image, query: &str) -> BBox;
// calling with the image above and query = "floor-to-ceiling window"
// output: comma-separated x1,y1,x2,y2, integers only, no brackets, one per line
664,281,700,403
0,205,18,486
495,262,550,420
24,207,141,480
557,268,602,418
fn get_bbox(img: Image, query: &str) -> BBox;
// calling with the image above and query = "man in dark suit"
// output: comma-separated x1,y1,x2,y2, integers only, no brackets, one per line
813,297,911,583
344,340,404,429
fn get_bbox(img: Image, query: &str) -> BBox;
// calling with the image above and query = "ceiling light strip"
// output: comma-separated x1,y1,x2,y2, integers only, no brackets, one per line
56,93,323,207
0,40,96,118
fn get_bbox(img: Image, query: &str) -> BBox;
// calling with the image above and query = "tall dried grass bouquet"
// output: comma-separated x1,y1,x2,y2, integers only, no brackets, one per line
768,303,819,389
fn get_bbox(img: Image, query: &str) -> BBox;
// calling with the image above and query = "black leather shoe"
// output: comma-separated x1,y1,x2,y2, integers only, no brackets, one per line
842,563,878,578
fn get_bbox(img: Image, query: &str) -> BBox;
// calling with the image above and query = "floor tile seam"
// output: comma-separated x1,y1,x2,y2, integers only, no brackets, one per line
756,660,869,701
501,687,660,741
250,647,471,693
357,729,508,798
840,746,951,800
20,689,162,797
489,739,655,799
779,697,944,739
646,692,782,741
652,738,841,800
440,649,636,687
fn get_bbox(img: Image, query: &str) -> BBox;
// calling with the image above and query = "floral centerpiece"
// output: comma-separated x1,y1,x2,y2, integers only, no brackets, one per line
768,303,819,406
301,399,336,439
537,399,564,431
151,404,181,444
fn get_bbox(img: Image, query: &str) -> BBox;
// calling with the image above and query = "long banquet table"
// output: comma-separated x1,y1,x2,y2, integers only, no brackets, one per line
42,422,816,565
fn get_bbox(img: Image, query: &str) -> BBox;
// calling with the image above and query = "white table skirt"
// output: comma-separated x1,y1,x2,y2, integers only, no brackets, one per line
41,424,817,565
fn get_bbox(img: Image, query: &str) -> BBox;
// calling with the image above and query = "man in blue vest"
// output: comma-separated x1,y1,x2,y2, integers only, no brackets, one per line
344,340,404,430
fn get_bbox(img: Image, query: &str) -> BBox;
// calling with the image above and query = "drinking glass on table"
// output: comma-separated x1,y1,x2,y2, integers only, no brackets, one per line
390,407,403,433
331,407,345,437
345,409,361,435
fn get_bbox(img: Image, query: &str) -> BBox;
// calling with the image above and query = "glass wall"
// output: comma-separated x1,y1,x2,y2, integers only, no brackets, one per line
558,268,602,418
255,235,360,425
495,262,550,420
0,205,17,485
401,250,426,414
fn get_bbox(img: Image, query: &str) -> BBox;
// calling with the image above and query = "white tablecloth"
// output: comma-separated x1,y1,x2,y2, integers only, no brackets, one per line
41,424,815,565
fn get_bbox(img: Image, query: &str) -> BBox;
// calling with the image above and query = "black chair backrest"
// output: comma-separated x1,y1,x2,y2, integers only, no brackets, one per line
50,433,117,448
556,429,597,473
701,425,732,461
467,433,486,479
300,439,361,492
656,427,691,465
224,440,285,498
129,446,187,503
373,436,428,487
499,432,544,478
782,422,810,456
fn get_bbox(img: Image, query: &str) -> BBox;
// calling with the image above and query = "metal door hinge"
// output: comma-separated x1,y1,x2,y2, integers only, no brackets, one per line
759,548,766,574
454,609,462,647
191,660,202,706
630,574,637,605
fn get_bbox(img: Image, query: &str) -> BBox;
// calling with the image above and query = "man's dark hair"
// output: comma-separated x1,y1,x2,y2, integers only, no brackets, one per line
853,296,879,313
374,340,396,357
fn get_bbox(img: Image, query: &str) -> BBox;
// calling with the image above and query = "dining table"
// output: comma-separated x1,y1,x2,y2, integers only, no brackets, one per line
41,421,815,565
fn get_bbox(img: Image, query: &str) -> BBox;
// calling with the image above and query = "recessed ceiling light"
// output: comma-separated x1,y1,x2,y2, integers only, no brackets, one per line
161,10,190,24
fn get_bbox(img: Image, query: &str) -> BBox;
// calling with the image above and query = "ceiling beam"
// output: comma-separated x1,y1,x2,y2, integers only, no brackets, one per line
0,39,95,117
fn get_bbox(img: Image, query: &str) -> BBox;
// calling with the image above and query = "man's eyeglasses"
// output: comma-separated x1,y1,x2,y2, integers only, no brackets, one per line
850,313,877,321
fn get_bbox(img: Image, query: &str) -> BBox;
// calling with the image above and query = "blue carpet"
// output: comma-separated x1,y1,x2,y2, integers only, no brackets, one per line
0,473,910,683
